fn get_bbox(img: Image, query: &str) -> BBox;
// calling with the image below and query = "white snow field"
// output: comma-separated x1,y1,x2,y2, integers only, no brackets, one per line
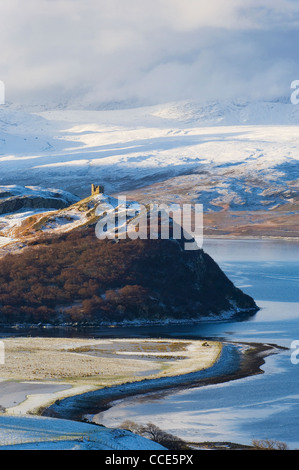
0,415,165,450
0,99,299,206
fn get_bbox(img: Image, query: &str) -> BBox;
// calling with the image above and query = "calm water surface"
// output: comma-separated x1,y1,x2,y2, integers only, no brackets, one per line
1,238,298,448
97,239,299,449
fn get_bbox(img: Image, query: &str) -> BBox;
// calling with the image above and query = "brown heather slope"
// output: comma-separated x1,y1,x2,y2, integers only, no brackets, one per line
0,226,258,325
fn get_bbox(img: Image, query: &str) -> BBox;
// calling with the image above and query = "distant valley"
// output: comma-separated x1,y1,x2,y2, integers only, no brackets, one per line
0,99,298,238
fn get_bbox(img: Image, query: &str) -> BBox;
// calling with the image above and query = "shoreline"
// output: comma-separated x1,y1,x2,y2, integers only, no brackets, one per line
42,341,282,423
1,233,298,261
203,235,299,241
0,308,258,331
0,337,222,415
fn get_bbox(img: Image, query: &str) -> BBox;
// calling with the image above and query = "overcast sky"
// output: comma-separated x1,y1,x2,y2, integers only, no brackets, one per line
1,0,299,108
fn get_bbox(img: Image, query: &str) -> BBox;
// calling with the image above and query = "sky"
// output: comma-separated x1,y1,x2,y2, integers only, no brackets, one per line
1,0,299,108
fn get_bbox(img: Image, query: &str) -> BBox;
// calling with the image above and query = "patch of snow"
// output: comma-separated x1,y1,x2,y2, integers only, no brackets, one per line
0,415,165,450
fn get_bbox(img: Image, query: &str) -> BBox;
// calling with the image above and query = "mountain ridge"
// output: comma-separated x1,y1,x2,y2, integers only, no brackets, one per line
0,98,298,238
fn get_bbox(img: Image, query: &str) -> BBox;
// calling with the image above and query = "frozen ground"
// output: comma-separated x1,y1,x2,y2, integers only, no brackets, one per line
0,337,220,450
0,184,80,248
0,415,165,450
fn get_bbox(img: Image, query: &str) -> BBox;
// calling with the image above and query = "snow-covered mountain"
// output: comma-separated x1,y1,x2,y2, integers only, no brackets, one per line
0,99,298,217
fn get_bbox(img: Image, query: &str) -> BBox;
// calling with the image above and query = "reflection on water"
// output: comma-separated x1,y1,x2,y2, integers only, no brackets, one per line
98,239,299,449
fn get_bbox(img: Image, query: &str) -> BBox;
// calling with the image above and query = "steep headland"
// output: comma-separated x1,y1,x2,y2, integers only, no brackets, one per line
0,231,258,326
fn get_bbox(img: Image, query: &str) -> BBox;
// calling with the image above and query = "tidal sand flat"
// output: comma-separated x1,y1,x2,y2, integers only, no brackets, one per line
0,337,221,415
0,380,72,409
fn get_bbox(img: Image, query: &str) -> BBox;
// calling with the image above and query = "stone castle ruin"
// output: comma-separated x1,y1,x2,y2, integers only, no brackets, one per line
91,184,104,196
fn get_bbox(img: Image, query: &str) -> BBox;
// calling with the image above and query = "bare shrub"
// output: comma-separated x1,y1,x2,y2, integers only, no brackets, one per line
252,439,289,450
120,420,187,450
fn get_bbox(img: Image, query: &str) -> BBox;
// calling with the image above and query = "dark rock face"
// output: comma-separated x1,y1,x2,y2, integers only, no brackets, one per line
0,195,74,214
0,186,79,215
123,238,258,321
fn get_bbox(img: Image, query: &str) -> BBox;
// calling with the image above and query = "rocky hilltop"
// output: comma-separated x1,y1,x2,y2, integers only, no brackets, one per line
0,189,258,325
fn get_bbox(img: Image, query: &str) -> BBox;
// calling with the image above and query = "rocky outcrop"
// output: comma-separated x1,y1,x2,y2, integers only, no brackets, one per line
0,186,78,215
0,195,75,214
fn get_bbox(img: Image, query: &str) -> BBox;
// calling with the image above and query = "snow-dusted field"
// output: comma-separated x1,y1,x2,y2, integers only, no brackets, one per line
0,415,165,450
0,337,221,450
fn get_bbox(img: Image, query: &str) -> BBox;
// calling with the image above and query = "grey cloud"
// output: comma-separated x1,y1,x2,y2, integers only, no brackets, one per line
1,0,299,107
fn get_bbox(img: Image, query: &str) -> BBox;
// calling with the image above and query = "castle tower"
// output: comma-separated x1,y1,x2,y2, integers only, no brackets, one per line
91,184,104,196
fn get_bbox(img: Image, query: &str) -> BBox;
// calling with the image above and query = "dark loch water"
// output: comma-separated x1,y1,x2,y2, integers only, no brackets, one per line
97,239,299,449
1,238,299,448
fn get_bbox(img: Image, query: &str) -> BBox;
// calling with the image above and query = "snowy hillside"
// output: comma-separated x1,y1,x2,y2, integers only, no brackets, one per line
0,415,165,450
0,99,298,211
0,185,80,247
0,185,78,211
0,189,148,250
